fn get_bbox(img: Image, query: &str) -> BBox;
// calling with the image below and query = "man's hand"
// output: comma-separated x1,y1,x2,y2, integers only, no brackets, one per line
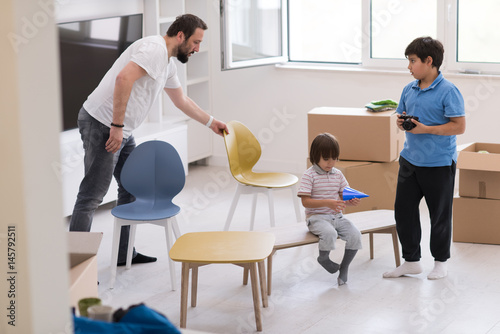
210,119,229,136
105,127,123,153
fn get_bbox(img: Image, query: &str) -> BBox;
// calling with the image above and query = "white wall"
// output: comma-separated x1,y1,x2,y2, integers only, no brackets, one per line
207,6,500,175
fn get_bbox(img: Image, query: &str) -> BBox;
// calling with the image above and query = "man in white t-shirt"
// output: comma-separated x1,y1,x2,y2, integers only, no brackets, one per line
69,14,228,266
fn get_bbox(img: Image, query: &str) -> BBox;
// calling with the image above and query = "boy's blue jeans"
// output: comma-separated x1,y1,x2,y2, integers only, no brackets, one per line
69,108,136,263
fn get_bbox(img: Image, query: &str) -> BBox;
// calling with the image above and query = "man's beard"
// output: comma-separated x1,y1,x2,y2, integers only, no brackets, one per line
176,43,191,64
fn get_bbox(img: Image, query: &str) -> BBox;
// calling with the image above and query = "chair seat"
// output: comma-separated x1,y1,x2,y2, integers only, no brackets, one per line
170,231,275,263
237,172,298,188
111,202,180,221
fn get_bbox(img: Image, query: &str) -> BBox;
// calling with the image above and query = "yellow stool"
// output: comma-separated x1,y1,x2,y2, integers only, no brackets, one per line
169,231,275,332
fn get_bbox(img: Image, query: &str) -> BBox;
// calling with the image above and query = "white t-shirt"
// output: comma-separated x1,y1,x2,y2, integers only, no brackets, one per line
83,35,181,138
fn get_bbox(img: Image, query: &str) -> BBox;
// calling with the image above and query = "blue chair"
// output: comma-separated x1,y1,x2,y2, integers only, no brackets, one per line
109,141,185,291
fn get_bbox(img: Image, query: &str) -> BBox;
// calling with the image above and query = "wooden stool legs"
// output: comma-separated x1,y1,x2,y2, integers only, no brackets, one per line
180,261,268,332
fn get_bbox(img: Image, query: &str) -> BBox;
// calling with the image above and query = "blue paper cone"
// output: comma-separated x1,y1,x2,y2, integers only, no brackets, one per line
343,187,369,200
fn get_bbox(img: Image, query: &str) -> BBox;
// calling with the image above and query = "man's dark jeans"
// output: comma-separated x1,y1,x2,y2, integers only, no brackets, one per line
69,108,136,263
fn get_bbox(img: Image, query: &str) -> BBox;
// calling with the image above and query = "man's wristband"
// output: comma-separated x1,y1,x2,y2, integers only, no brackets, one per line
111,122,124,128
205,115,214,128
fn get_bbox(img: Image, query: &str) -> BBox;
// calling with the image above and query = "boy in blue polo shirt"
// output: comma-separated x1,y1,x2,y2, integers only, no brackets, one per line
383,37,466,280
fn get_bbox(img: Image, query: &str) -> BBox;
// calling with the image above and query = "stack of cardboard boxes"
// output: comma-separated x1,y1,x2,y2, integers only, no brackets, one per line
307,107,404,214
453,143,500,245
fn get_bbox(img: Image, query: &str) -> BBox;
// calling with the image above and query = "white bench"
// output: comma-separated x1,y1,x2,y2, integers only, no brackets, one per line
244,210,400,295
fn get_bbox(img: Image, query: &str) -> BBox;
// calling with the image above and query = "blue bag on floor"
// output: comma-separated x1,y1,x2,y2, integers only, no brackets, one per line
74,304,181,334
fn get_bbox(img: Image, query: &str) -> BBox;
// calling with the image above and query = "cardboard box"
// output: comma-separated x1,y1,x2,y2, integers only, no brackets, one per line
308,107,405,162
458,142,500,199
68,232,103,308
301,160,397,214
453,197,500,245
305,159,399,214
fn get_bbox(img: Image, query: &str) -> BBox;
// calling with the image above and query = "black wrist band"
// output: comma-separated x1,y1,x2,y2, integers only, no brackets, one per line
111,123,124,128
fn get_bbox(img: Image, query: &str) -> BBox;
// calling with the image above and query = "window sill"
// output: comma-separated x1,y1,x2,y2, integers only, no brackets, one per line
276,62,500,79
276,62,408,76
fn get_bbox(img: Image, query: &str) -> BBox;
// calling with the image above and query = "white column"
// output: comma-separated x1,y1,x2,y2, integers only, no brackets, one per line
0,0,71,333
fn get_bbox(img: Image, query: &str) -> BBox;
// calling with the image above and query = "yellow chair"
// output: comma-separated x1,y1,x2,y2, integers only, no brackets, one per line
223,120,302,231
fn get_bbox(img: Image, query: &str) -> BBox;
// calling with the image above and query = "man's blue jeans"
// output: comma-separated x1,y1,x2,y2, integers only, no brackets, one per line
69,108,136,263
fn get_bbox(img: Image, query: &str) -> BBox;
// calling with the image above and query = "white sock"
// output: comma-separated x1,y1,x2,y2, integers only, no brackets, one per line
427,261,448,280
383,261,423,278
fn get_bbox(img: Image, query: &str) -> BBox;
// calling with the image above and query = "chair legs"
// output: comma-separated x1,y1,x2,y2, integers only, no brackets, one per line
180,261,267,332
266,188,275,229
109,217,179,291
224,184,242,231
290,184,302,222
164,217,179,291
224,183,302,231
109,218,122,288
249,193,258,231
126,225,137,269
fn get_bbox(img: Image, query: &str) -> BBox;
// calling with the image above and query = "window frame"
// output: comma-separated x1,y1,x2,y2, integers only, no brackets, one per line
220,0,500,75
444,0,500,74
361,0,445,70
220,0,288,70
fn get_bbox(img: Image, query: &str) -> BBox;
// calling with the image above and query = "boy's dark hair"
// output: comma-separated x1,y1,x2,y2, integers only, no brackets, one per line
309,133,340,165
405,36,444,70
166,14,207,39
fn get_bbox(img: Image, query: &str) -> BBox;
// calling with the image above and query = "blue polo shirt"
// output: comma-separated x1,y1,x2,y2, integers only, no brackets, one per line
396,72,465,167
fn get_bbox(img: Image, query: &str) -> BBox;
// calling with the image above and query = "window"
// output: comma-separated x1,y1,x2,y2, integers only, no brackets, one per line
288,0,362,64
369,0,437,59
451,0,500,72
360,0,440,69
221,0,500,74
220,0,287,69
90,17,120,41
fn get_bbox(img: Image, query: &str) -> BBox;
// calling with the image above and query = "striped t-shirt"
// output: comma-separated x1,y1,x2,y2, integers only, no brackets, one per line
297,164,349,217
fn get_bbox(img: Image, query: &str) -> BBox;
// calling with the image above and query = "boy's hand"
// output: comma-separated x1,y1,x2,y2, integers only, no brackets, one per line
346,198,361,207
397,112,426,134
407,120,427,134
396,112,406,130
327,200,346,213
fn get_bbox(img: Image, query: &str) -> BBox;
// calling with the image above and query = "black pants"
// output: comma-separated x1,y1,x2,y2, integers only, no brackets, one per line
394,157,456,262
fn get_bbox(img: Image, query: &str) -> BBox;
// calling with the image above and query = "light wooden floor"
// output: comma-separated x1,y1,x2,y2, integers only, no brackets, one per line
85,164,500,334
